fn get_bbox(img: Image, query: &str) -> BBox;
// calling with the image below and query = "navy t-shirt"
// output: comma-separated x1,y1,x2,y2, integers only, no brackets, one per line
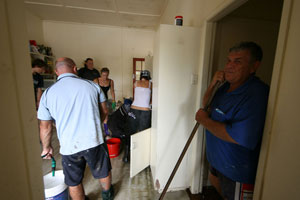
206,75,269,184
77,67,100,81
33,72,44,102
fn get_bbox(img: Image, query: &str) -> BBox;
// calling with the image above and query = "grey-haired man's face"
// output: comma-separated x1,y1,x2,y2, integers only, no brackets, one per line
224,50,258,85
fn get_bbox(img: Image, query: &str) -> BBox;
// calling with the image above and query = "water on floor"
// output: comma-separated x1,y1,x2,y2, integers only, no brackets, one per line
41,129,189,200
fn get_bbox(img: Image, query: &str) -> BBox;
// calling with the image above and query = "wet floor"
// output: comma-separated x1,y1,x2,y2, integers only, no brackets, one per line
41,129,189,200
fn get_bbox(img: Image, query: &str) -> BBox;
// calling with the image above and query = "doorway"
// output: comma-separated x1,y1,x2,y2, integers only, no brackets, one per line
211,0,283,85
194,0,284,195
132,58,145,96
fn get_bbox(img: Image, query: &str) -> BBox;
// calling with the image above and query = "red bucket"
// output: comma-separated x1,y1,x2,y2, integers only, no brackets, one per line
106,138,121,158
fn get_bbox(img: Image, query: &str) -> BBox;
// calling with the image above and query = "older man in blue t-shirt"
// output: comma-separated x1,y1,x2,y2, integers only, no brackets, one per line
196,42,269,200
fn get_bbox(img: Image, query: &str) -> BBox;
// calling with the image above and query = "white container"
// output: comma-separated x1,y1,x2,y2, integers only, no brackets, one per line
43,170,69,200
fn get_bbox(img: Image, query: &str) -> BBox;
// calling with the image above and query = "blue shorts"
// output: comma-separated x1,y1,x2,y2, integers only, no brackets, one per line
62,144,111,186
209,165,254,200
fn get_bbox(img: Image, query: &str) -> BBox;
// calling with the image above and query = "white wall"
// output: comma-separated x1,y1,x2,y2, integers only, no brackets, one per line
43,21,155,101
0,0,44,199
151,24,201,191
150,29,160,181
25,10,44,44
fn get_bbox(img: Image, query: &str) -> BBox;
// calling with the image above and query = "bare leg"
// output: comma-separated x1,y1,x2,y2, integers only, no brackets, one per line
208,172,222,195
99,171,112,191
69,183,85,200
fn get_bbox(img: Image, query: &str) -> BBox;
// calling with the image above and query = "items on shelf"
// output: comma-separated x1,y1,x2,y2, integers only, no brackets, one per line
29,40,55,75
29,40,53,56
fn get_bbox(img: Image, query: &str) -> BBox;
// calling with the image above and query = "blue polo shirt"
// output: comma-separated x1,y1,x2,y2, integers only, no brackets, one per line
38,73,106,155
206,75,269,184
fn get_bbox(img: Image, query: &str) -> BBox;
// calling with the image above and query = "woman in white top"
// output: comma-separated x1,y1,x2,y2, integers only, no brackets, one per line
123,70,152,162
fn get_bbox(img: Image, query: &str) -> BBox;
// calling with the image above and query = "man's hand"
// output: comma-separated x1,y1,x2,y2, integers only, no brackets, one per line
41,147,53,159
202,70,224,108
195,108,209,124
211,70,225,86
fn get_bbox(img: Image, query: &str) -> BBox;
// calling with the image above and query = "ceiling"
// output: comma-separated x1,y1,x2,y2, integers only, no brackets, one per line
24,0,168,30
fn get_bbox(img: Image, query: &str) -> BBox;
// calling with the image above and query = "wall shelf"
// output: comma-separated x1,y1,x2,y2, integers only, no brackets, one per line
30,52,55,59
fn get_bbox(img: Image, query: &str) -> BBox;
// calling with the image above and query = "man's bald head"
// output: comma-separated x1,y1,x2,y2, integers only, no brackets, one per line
55,57,77,75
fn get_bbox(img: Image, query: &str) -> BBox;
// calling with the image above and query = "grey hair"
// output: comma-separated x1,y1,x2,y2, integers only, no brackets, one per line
55,57,76,70
229,41,263,63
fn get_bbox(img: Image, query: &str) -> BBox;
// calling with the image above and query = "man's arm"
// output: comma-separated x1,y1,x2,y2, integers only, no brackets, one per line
195,70,236,143
196,109,238,144
40,120,53,159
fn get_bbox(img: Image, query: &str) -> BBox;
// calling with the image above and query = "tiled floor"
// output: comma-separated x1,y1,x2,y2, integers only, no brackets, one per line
42,129,189,200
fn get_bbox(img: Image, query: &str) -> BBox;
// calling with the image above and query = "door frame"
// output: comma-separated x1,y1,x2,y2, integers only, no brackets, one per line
132,58,145,96
253,0,292,198
190,0,248,194
191,0,292,199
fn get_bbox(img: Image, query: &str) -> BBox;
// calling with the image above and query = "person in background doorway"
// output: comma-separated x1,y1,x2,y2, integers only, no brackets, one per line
123,70,152,163
32,58,47,109
38,57,114,200
94,67,116,138
195,42,269,200
78,58,100,81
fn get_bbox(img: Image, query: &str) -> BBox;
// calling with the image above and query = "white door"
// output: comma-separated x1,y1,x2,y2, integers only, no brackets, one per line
130,128,151,178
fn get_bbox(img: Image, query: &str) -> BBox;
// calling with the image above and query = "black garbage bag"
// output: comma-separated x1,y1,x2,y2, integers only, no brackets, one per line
107,103,131,138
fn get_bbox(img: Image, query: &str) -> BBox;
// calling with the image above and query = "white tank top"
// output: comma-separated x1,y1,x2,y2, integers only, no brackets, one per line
132,81,151,108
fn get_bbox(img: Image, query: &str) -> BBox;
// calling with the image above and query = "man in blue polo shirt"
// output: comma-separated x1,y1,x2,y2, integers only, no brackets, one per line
38,57,114,200
196,42,269,200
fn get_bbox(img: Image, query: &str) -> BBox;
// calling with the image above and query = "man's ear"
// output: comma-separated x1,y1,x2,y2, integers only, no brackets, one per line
55,69,59,76
73,66,78,74
251,61,261,73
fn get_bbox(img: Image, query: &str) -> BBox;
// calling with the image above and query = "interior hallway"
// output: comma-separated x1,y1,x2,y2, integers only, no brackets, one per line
41,128,189,200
